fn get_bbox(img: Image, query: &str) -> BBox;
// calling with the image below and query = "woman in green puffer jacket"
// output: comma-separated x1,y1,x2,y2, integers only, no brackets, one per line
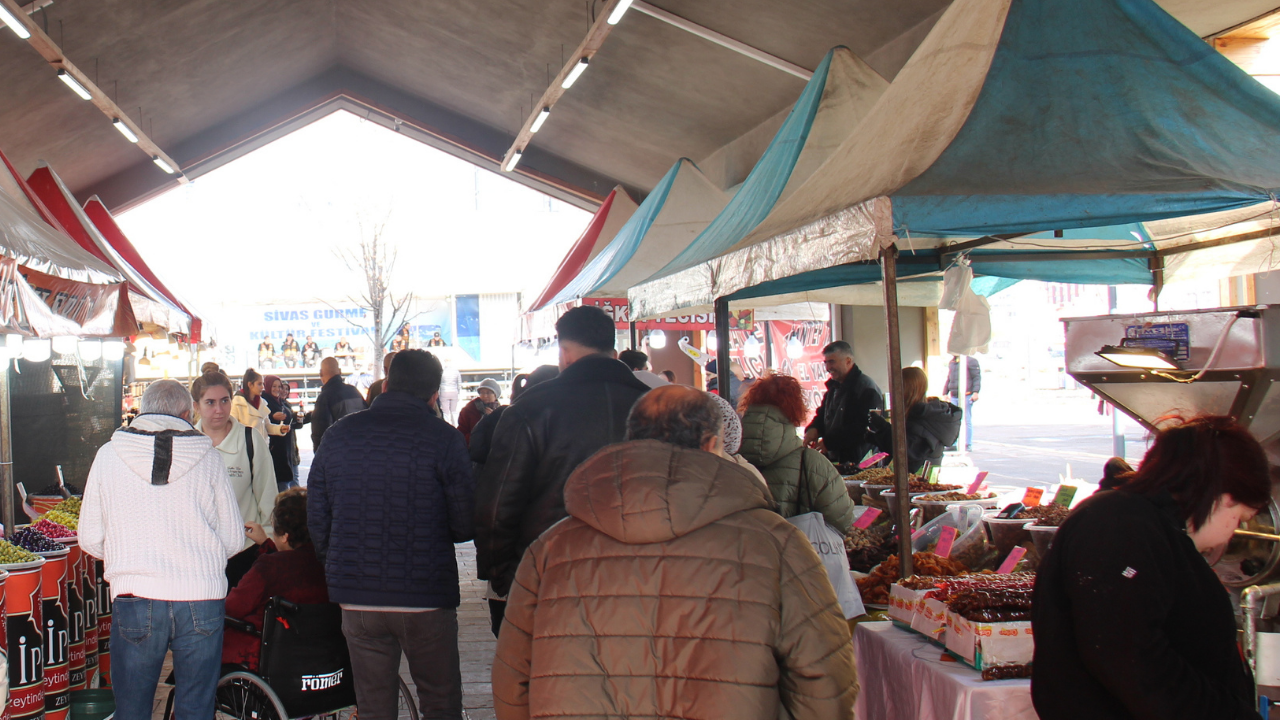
737,373,855,534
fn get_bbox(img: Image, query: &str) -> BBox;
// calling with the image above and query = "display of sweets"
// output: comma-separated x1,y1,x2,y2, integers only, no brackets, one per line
856,552,969,605
39,509,79,530
0,539,39,564
30,519,74,538
1016,503,1071,527
11,527,63,553
916,491,998,502
51,497,82,517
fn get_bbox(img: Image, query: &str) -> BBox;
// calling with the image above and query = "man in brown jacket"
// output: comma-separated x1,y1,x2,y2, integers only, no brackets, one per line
493,386,857,720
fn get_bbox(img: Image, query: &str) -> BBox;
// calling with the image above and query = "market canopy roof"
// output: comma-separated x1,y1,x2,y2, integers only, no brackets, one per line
528,186,638,311
629,0,1280,318
548,157,729,306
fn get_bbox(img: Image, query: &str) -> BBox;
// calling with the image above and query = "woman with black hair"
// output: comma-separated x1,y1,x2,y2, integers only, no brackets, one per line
1033,415,1268,720
231,368,290,442
263,376,303,490
223,488,329,671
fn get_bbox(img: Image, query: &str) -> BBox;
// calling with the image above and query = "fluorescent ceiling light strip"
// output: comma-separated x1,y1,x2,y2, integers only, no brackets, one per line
530,107,550,133
503,151,522,172
0,3,29,38
561,58,589,89
57,69,92,100
113,119,138,143
607,0,633,24
152,155,176,174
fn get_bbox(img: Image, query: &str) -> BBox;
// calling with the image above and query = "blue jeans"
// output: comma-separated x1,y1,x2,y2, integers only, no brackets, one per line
111,597,225,720
950,394,975,448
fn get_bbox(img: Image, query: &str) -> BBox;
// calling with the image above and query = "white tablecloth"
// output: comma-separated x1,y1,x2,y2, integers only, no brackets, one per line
853,622,1037,720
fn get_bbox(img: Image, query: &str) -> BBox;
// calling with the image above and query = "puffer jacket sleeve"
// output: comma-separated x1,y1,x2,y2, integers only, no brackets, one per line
493,541,543,720
803,448,856,534
308,444,332,564
775,524,858,719
475,408,537,593
440,428,476,543
251,430,278,526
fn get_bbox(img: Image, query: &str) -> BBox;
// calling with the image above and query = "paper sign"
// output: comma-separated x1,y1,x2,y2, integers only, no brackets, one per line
967,471,989,495
935,525,959,558
997,546,1027,574
859,453,889,469
1052,485,1078,507
1021,487,1044,508
852,508,882,529
927,466,940,484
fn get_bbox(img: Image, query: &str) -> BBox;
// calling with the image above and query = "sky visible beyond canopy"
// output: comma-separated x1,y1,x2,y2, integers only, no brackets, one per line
118,110,591,326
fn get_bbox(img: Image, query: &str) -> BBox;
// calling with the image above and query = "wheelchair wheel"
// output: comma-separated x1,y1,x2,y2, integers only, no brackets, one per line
397,676,419,720
214,671,288,720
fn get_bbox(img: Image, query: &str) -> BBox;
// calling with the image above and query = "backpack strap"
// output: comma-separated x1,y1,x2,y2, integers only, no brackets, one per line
244,425,255,483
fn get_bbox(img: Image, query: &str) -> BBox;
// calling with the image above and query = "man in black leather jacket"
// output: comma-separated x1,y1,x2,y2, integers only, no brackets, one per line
804,341,884,464
308,357,367,450
475,306,650,631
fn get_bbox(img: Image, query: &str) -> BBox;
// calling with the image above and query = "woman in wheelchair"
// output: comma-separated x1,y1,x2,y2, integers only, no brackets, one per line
223,487,329,670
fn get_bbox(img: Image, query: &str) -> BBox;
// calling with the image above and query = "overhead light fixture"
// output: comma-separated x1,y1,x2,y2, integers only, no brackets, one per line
786,335,804,360
1096,344,1182,371
743,335,762,357
607,0,634,25
113,119,138,143
51,336,78,355
152,155,176,174
502,151,522,173
648,330,667,349
530,107,550,133
57,70,92,100
0,4,30,38
707,334,718,352
102,340,126,361
561,58,589,89
22,338,51,363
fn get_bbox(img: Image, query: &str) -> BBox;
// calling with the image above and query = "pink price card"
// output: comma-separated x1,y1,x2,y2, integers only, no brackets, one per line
852,508,882,529
859,452,890,469
935,525,959,558
997,546,1028,574
967,471,989,495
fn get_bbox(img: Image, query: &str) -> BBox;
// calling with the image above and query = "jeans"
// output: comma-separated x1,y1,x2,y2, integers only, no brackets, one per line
342,608,462,720
950,394,976,449
439,394,459,425
111,597,225,720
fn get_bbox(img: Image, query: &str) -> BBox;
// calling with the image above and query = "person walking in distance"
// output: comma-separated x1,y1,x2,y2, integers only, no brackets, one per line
439,362,462,425
308,350,474,720
804,341,884,463
493,385,857,719
475,305,650,633
79,380,244,720
307,357,366,451
945,354,982,449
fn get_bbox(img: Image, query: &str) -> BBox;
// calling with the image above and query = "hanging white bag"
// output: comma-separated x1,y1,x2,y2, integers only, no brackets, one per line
787,512,866,619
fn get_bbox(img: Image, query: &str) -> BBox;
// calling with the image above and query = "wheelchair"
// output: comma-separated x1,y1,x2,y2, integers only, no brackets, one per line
164,598,419,720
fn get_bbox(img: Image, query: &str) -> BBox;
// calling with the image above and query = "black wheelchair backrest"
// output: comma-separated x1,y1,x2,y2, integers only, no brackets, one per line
258,598,358,718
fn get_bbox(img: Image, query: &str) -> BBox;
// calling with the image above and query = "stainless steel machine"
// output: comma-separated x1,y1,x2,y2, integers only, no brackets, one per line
1063,305,1280,708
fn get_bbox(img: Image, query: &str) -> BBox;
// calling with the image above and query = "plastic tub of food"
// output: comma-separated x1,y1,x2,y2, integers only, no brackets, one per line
911,504,985,555
861,484,893,501
1027,522,1060,558
844,479,865,504
912,495,1001,522
983,513,1034,556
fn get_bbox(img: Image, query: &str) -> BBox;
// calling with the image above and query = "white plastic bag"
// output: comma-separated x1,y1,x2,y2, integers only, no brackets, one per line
788,512,866,619
938,263,973,311
948,289,992,355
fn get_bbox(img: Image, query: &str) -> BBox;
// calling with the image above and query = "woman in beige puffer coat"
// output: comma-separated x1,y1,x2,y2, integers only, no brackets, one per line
737,375,856,534
493,439,857,720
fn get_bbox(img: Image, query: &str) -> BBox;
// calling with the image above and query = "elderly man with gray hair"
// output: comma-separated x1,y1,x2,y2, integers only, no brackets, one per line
80,379,245,720
493,385,857,720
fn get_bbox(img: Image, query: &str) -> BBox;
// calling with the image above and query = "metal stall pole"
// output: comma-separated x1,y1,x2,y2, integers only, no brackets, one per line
715,299,732,405
763,321,774,371
0,366,13,537
1107,286,1125,459
629,321,638,350
881,247,913,579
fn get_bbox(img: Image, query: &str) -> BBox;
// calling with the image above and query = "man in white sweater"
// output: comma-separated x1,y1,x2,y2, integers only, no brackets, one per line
80,379,245,720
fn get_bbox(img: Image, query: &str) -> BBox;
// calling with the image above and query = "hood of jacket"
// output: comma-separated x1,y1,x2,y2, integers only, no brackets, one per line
738,404,802,468
564,440,770,545
910,398,962,445
112,413,214,485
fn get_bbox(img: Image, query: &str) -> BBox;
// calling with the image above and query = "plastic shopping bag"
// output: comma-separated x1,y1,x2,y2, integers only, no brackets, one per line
787,512,866,619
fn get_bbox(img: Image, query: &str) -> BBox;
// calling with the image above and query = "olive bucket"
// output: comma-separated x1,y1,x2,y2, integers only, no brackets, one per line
67,689,114,720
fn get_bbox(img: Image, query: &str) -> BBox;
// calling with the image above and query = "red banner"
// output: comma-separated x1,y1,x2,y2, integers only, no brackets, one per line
0,258,135,337
730,319,831,424
580,297,753,332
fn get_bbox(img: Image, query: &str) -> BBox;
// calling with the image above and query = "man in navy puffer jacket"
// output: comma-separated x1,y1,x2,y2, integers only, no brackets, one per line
308,349,474,720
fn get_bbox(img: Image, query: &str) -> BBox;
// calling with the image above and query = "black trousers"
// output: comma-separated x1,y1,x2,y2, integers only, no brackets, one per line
342,608,462,720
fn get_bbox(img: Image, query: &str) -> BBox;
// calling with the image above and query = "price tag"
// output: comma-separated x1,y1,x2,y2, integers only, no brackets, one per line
859,452,889,469
997,546,1027,574
852,508,882,529
1021,487,1044,508
1052,485,1078,507
967,471,988,495
935,525,958,558
927,466,940,484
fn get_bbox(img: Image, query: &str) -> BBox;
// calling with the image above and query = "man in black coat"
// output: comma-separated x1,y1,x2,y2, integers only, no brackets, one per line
475,306,650,632
804,340,884,464
307,350,474,720
945,354,981,449
308,357,366,450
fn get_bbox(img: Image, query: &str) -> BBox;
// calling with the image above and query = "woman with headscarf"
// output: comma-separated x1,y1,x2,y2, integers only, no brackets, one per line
263,375,303,490
470,365,559,468
707,392,773,502
231,368,290,442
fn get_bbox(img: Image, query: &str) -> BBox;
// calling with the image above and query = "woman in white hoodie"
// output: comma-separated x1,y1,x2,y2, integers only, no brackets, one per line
191,371,278,585
231,368,289,441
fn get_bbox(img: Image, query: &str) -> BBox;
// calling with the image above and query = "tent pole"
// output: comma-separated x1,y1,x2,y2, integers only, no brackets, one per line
763,321,773,371
715,298,732,405
629,321,637,351
881,247,913,580
0,362,13,538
